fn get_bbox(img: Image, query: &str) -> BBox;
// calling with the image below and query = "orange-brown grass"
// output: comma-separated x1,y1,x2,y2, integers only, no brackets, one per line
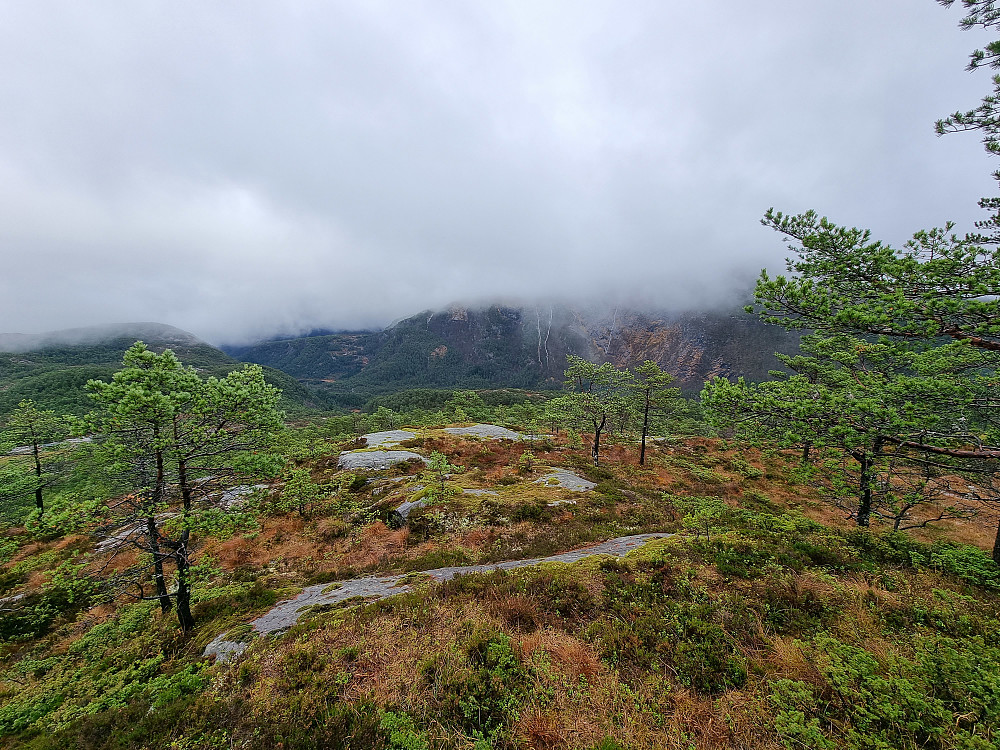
926,511,999,550
207,516,418,578
516,709,566,750
421,434,564,474
23,569,49,589
210,590,792,750
7,540,47,566
213,535,259,569
352,521,410,567
766,636,825,685
458,527,496,549
205,515,316,572
543,635,602,681
91,546,142,576
54,534,91,553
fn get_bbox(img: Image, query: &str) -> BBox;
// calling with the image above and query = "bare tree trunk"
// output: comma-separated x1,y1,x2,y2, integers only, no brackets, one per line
856,456,873,527
149,443,172,613
592,416,606,467
993,518,1000,567
174,532,195,632
801,442,811,463
174,455,196,632
146,514,172,613
31,439,44,517
854,438,882,528
639,393,650,466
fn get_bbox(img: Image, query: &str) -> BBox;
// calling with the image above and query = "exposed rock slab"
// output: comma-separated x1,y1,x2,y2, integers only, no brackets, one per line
534,469,596,492
395,498,428,519
444,424,523,440
217,484,269,510
7,437,92,456
363,430,416,448
337,450,425,471
204,532,673,663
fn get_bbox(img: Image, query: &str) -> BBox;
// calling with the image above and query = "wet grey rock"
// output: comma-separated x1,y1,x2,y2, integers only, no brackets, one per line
7,436,92,456
203,635,252,663
218,484,269,510
204,532,673,663
95,512,178,553
363,430,416,448
395,498,428,519
338,450,426,471
462,488,499,496
534,469,596,492
444,424,524,440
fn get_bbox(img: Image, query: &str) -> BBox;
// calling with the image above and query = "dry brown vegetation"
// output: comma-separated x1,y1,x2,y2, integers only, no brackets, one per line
2,428,999,749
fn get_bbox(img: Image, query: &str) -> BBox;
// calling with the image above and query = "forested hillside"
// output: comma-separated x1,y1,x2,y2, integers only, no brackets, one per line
225,303,800,407
0,324,321,419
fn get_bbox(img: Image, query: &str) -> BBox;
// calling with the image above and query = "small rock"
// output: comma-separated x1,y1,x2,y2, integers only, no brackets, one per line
395,498,428,519
338,450,426,471
534,469,596,492
444,424,524,440
363,430,417,448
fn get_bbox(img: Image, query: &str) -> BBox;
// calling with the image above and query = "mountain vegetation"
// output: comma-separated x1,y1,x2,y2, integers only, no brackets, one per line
0,4,998,749
703,0,1000,563
224,304,800,407
0,333,997,749
0,324,322,420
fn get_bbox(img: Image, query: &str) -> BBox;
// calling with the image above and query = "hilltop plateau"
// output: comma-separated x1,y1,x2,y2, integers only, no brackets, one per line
0,404,997,749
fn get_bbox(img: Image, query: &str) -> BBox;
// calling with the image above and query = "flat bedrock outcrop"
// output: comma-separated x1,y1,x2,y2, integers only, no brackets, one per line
205,532,673,663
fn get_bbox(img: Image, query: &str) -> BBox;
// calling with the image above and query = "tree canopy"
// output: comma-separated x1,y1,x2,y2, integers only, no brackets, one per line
87,342,284,631
706,0,1000,536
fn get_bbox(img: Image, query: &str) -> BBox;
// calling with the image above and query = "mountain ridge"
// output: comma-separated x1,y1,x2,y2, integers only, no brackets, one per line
0,323,320,418
223,302,799,403
0,322,203,354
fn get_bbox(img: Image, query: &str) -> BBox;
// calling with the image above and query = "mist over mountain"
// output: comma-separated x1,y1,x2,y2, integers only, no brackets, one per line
0,297,801,419
0,323,320,419
0,3,991,345
0,322,203,354
224,301,799,403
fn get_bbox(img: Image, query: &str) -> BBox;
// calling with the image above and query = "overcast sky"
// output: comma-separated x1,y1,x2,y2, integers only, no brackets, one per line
0,1,995,344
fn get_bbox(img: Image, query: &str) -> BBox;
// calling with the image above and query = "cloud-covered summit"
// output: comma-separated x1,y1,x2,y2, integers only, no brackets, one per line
0,1,993,345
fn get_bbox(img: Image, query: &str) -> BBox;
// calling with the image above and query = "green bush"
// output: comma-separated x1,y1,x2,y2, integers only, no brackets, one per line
589,559,745,694
0,559,96,642
511,500,550,522
673,618,747,694
769,633,1000,750
422,631,531,742
728,457,763,479
928,544,1000,589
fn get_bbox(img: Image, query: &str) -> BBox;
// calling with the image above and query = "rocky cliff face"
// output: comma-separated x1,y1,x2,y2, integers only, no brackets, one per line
585,308,798,391
228,302,799,396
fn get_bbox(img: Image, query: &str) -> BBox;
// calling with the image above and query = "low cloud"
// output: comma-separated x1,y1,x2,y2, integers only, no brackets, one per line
0,1,994,344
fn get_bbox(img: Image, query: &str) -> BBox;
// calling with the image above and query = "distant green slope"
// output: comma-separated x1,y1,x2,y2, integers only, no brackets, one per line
0,326,323,420
224,333,378,382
